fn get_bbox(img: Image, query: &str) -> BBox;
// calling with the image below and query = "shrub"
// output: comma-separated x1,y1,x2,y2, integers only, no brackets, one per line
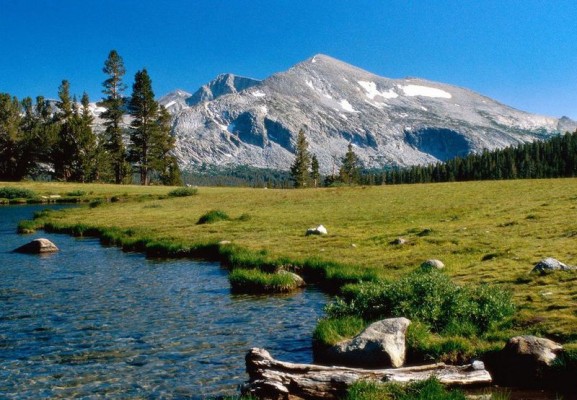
168,186,198,197
197,209,230,224
325,268,514,335
89,199,104,208
0,187,37,200
67,190,86,197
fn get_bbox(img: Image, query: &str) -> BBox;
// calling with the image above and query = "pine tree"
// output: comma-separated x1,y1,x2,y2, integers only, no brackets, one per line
77,92,98,182
53,80,77,181
101,50,129,184
128,69,178,185
339,143,360,185
289,128,311,188
310,154,320,188
0,93,22,180
152,106,181,185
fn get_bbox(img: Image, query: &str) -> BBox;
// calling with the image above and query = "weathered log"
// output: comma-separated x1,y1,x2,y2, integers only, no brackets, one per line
242,348,492,400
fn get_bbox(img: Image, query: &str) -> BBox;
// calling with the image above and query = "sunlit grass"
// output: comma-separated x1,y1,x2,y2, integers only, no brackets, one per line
6,179,577,343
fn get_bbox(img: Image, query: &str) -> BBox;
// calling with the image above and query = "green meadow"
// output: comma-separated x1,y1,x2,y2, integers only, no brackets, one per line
5,179,577,348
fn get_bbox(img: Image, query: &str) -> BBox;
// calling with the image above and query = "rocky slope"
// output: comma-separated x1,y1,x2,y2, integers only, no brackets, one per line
167,55,576,174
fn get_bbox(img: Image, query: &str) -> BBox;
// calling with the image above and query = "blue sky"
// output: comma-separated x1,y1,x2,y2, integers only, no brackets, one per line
2,0,577,118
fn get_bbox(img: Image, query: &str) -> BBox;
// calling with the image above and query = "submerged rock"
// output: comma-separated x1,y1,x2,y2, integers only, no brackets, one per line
14,238,59,254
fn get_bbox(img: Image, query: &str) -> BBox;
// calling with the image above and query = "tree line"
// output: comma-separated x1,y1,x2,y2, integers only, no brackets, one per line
288,129,577,188
363,130,577,185
0,50,180,185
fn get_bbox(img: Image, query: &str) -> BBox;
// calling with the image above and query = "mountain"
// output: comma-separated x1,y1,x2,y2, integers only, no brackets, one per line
159,89,193,114
186,73,261,106
167,54,577,174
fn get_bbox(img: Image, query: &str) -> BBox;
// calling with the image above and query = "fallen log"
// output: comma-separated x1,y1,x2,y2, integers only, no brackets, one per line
241,348,492,400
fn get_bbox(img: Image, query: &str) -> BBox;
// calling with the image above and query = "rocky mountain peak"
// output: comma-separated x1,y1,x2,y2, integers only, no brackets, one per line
168,55,577,174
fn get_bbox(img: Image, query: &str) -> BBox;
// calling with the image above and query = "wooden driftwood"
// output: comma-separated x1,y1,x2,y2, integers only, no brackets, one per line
242,348,492,400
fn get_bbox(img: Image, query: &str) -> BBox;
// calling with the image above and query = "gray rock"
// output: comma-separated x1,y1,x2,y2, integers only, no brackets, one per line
391,238,407,245
532,257,575,273
504,336,562,366
14,238,59,254
421,259,445,270
306,225,327,236
484,335,563,387
328,317,411,368
278,271,306,288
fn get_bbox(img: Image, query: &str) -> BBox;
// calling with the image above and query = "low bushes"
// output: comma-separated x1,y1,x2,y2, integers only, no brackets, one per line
325,268,515,336
0,186,38,200
197,209,230,224
168,186,198,197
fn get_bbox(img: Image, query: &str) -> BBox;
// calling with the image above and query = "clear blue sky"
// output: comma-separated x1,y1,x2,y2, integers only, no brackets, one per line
2,0,577,118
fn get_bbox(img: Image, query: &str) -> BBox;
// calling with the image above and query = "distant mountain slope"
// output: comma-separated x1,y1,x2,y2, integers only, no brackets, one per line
166,54,576,174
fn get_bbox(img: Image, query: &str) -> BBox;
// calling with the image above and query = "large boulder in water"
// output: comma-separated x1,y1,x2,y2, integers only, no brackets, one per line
14,238,59,254
319,317,411,368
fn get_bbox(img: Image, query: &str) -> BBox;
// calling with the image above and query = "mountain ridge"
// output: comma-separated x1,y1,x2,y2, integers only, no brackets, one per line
163,54,576,174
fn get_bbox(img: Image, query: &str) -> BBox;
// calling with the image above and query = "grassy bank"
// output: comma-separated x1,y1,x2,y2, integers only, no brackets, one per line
8,179,577,345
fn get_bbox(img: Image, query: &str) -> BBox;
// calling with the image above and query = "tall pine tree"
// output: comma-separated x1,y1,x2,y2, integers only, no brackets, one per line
128,69,179,185
101,50,129,184
128,69,157,185
290,128,311,188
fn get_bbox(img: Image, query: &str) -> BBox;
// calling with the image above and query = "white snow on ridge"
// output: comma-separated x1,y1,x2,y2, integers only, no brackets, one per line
305,80,315,90
358,81,398,100
339,99,357,113
401,85,452,99
252,90,266,97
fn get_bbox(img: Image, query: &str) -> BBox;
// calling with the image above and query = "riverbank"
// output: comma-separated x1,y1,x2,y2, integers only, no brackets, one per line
7,180,577,387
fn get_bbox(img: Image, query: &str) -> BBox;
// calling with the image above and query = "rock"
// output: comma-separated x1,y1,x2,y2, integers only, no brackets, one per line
532,257,575,273
306,225,328,236
323,317,411,368
421,259,445,270
484,335,563,387
218,240,232,245
391,237,407,245
278,271,306,288
504,336,563,366
14,238,59,254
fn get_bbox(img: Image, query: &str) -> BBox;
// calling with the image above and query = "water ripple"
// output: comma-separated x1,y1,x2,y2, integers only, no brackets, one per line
0,205,329,398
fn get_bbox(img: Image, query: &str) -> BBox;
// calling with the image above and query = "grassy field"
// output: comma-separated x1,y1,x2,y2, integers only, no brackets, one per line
5,179,577,344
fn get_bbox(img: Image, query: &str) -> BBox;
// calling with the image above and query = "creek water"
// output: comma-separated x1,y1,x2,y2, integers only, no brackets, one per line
0,205,329,399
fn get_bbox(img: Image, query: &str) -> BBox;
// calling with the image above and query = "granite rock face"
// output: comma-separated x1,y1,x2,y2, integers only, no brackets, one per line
169,54,576,173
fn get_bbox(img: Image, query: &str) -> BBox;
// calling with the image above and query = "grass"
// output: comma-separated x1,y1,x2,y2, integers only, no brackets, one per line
229,268,304,293
345,377,468,400
6,179,577,346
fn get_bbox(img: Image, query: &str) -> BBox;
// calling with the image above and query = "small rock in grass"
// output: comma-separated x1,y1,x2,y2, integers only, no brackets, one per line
306,225,327,236
532,257,576,273
420,259,445,270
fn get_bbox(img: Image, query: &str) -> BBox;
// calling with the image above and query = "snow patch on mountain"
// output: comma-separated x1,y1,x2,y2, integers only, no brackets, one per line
358,81,398,100
401,85,452,99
